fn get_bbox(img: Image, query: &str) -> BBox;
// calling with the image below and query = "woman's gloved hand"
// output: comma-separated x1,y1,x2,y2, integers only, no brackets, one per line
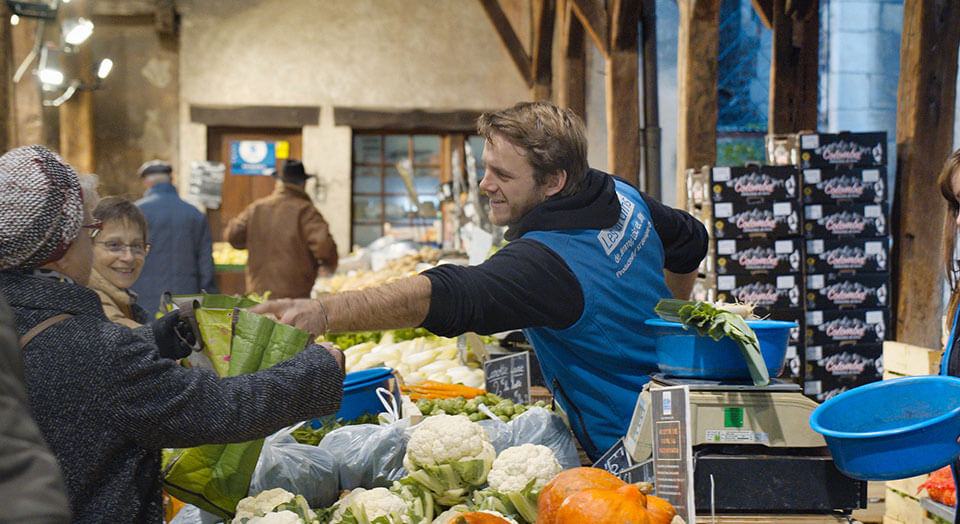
148,309,202,360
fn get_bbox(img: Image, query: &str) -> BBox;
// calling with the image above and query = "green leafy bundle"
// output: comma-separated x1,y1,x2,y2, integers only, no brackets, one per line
654,299,769,386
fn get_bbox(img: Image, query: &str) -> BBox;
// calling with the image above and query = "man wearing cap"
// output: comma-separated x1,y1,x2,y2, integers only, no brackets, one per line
224,159,338,299
132,160,218,314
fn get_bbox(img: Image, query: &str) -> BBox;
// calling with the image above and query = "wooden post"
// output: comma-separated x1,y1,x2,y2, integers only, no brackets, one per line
558,0,586,119
676,0,720,209
768,0,819,134
1,6,11,152
10,18,42,146
606,0,640,186
532,0,555,101
58,0,95,173
893,0,960,348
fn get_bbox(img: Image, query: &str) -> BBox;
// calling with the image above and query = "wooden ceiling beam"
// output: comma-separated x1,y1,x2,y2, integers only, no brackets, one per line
558,0,587,118
750,0,773,30
478,0,533,87
569,0,609,57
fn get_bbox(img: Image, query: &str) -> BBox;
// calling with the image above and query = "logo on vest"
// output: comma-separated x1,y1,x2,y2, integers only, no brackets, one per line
598,192,635,256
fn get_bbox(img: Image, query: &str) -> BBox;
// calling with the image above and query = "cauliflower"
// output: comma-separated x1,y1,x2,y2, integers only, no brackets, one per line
328,487,411,524
403,414,496,506
232,488,314,524
471,445,561,524
487,444,561,493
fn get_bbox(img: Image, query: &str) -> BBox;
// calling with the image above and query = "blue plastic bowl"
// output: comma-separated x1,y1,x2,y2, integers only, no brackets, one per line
809,375,960,481
310,367,396,428
644,318,796,379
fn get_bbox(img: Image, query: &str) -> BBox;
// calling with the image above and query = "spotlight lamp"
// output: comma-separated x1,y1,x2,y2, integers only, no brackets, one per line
62,17,93,46
95,58,113,80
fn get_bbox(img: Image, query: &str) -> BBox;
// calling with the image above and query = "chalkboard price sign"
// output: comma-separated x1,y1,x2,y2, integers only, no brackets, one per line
483,351,530,404
592,437,633,476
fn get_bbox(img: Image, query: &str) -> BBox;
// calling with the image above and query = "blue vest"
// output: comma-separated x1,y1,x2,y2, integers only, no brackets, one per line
522,180,672,458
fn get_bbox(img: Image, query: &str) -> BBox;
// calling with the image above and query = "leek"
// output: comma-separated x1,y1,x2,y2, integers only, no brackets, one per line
654,299,769,386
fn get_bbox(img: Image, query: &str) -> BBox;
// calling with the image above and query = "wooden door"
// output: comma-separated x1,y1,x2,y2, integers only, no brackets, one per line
206,127,303,295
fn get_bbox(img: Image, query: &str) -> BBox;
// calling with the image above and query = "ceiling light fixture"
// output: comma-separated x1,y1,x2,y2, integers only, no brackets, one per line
62,17,93,46
95,58,113,80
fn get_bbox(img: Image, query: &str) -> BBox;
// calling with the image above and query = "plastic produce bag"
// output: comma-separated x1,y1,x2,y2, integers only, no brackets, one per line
169,504,222,524
249,425,340,509
321,419,411,491
475,404,578,470
162,309,312,519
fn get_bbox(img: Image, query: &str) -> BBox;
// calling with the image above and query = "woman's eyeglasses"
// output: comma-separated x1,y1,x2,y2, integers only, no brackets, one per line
95,240,151,256
81,220,103,239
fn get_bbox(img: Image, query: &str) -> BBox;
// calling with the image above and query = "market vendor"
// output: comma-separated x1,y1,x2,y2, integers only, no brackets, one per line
0,145,345,523
254,101,708,460
937,147,960,507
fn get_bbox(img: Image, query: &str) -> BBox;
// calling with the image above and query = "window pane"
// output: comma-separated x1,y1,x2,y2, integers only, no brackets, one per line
384,166,408,194
352,225,383,248
354,135,382,162
352,196,382,221
353,165,380,193
413,166,440,195
384,195,414,220
413,135,441,163
467,136,485,164
385,135,409,163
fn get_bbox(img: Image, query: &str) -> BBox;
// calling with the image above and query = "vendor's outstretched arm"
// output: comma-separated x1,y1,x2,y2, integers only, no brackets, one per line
251,275,432,337
664,268,697,300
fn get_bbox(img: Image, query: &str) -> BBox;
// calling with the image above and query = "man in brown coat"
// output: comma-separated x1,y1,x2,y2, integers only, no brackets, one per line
225,159,338,298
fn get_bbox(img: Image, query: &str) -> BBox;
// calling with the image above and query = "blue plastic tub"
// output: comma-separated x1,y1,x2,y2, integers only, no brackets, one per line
310,367,397,428
644,318,795,380
809,375,960,481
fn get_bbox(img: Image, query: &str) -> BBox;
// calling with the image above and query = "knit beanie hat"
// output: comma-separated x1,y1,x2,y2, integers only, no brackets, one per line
0,145,84,270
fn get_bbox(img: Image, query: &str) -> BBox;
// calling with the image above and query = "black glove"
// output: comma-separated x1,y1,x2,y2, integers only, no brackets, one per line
148,306,203,360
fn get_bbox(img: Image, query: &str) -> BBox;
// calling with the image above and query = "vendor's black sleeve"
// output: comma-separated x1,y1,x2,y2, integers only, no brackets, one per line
420,239,584,337
640,193,709,274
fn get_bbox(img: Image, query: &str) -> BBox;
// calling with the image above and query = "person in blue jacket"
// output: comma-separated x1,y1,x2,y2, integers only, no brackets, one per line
255,101,708,460
131,160,219,315
937,148,960,519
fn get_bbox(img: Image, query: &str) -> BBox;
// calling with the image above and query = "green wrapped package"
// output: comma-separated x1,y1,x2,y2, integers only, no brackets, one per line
162,308,311,518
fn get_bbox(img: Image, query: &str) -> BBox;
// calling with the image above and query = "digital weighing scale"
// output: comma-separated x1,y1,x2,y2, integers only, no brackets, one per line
624,374,866,514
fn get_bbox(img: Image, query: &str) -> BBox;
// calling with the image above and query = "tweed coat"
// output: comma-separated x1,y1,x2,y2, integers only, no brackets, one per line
1,271,344,523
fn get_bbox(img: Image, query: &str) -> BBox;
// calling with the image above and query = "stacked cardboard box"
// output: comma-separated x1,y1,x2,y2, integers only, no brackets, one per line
797,132,890,402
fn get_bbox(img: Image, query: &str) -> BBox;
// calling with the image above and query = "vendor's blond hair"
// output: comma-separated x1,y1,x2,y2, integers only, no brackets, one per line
477,101,588,197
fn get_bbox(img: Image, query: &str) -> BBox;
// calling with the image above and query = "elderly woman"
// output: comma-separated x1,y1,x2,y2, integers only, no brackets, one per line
0,145,344,523
88,196,151,327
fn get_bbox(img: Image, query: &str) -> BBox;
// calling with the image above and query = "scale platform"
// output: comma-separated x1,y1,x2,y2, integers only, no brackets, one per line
624,375,865,514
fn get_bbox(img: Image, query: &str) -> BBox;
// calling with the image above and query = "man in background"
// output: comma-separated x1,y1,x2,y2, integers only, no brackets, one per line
224,159,338,299
132,160,218,314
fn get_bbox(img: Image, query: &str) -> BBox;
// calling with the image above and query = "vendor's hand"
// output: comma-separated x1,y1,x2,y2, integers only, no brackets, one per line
251,299,327,337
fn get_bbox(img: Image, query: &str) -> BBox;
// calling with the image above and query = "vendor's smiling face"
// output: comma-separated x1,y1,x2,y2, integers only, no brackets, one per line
93,218,147,290
479,132,563,227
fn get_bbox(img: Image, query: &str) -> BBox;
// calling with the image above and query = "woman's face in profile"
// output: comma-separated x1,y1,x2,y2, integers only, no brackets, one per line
92,218,148,290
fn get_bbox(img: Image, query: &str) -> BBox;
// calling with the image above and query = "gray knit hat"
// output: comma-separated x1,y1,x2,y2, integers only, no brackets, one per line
0,145,84,270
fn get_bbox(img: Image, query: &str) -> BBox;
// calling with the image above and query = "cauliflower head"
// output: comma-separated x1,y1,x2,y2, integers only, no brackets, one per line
330,487,410,524
234,488,295,521
245,511,303,524
487,444,561,493
404,414,495,468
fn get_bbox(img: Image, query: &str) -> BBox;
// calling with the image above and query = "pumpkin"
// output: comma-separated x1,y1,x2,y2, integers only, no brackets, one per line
555,484,650,524
536,467,627,524
448,511,515,524
645,494,679,524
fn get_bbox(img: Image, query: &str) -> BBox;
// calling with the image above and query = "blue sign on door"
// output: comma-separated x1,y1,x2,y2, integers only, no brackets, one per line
230,141,277,175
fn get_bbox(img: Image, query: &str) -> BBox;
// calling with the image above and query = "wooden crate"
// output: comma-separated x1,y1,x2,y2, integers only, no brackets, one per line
883,341,941,377
885,488,937,524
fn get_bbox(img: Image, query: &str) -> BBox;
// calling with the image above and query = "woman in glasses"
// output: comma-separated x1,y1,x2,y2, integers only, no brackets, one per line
89,196,151,327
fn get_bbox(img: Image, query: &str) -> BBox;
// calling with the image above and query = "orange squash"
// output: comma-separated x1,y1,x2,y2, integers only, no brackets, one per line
536,467,628,524
448,511,515,524
555,483,651,524
645,494,678,524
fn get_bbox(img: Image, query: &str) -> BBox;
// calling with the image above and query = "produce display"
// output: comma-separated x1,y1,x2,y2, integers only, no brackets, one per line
334,330,485,388
290,413,382,446
415,395,551,423
313,246,443,294
213,242,248,266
